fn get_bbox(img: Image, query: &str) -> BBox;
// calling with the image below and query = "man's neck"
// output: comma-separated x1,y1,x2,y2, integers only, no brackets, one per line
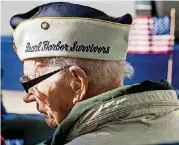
85,81,123,99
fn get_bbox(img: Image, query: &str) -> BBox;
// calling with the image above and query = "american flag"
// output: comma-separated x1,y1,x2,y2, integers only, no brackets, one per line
128,15,175,54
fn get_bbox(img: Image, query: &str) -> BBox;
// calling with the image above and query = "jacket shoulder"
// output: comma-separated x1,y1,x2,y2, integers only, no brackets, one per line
66,111,179,145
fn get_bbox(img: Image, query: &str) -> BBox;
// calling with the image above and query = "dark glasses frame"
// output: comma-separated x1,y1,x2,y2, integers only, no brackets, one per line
20,66,70,93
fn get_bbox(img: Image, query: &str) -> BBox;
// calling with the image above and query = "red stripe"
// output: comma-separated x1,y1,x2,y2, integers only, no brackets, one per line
129,34,152,36
132,21,152,23
135,15,153,19
128,44,173,47
129,34,173,36
129,39,174,41
130,28,153,31
132,23,153,26
127,50,172,54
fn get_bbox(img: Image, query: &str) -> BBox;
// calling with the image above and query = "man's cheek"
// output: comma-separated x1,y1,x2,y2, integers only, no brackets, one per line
33,86,49,105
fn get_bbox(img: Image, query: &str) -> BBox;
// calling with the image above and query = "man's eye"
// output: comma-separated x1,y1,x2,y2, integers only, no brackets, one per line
21,76,31,82
29,74,39,80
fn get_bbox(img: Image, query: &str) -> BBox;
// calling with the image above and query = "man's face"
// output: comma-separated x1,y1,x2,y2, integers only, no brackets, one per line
23,59,75,128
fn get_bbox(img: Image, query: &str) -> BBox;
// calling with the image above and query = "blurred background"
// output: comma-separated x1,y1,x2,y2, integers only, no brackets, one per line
1,1,179,145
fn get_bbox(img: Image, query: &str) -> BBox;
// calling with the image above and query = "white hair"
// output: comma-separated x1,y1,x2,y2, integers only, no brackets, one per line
41,57,134,89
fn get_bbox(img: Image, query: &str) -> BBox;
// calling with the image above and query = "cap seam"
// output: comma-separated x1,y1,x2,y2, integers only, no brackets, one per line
13,17,131,33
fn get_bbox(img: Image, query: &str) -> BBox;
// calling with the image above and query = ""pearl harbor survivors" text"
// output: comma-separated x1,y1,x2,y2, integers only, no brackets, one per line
25,41,110,54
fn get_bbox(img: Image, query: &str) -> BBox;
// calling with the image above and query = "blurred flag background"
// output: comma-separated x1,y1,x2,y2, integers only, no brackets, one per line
128,15,174,54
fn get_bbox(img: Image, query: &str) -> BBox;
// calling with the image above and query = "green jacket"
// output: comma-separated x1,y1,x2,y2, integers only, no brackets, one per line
44,80,179,145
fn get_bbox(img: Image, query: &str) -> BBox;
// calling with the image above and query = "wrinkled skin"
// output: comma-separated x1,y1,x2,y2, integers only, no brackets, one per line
23,59,88,128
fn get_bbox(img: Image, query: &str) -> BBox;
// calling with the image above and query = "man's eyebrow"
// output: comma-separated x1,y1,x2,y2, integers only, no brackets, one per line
22,66,69,81
23,69,52,80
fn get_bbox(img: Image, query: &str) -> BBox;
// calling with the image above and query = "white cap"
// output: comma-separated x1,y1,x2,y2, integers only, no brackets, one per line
13,17,131,61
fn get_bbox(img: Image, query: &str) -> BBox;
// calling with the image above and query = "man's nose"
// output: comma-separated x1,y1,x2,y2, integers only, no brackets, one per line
23,92,36,103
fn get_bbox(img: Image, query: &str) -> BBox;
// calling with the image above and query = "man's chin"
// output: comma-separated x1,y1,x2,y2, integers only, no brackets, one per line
45,118,58,129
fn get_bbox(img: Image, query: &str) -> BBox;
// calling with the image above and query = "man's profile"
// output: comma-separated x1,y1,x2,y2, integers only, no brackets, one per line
10,2,179,145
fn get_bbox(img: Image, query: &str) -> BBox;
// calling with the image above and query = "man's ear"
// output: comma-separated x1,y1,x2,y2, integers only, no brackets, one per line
69,66,88,104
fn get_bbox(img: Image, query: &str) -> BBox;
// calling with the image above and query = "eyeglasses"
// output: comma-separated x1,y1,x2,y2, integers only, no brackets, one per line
20,66,70,93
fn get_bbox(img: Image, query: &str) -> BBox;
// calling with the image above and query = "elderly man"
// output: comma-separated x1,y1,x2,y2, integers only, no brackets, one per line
10,2,179,145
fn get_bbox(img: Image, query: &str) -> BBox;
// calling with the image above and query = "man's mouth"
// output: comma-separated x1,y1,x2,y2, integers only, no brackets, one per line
40,112,48,118
37,109,48,117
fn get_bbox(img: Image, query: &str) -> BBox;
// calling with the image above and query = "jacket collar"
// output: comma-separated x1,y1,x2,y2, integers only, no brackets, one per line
47,80,179,145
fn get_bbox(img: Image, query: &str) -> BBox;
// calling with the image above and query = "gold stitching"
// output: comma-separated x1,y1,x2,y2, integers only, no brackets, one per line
13,41,17,52
14,17,131,32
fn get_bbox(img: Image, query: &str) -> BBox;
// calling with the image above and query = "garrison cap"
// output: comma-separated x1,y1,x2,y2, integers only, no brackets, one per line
10,2,132,61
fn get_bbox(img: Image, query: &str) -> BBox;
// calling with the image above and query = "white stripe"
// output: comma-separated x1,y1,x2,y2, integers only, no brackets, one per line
129,35,151,40
129,40,174,46
152,41,174,45
13,18,130,61
129,35,174,41
128,46,172,52
128,46,150,51
131,24,153,29
129,30,151,35
152,35,175,40
129,41,150,46
151,46,172,51
132,19,153,24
